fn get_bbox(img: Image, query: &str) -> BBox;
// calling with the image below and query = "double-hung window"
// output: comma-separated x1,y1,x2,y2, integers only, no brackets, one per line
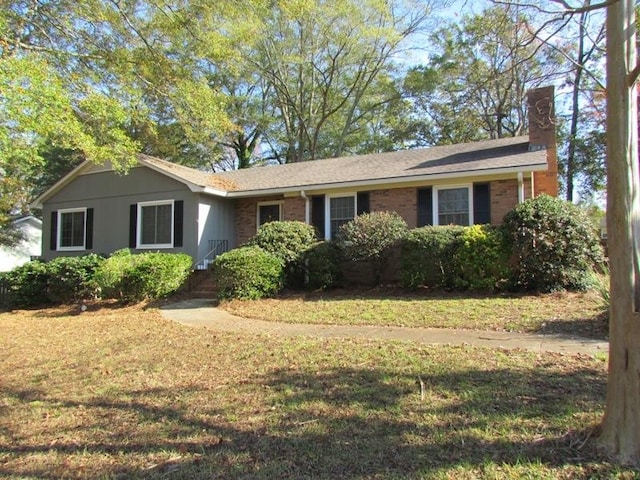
436,186,472,226
328,195,355,240
58,208,87,251
417,185,480,227
138,200,174,248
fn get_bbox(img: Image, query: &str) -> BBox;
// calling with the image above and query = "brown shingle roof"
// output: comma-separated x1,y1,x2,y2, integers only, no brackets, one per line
139,136,546,196
213,136,546,193
139,155,238,191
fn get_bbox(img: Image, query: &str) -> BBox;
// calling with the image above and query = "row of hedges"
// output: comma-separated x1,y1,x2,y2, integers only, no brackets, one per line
3,195,604,305
213,195,605,299
401,224,510,291
1,249,192,308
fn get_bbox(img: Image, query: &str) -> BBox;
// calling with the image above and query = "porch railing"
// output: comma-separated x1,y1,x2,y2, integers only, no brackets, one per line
194,239,229,270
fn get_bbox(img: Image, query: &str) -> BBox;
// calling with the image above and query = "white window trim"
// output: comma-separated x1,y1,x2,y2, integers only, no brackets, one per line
324,193,357,241
256,201,284,230
57,207,87,251
137,199,174,249
433,184,474,226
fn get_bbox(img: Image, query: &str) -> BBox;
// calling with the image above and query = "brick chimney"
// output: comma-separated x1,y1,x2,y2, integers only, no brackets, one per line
528,86,559,197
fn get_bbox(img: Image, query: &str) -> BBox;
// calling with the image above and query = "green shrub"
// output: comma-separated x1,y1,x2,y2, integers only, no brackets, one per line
46,254,104,303
455,225,510,290
93,249,136,299
212,246,284,299
303,241,343,290
2,254,105,307
95,249,192,302
401,226,465,289
3,260,50,307
248,221,318,263
502,194,605,291
121,253,192,302
248,221,318,288
337,211,408,284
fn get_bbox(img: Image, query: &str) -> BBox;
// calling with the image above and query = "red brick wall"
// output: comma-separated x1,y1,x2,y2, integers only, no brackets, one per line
490,178,534,224
372,181,527,227
370,187,417,228
235,178,532,245
283,196,305,222
235,195,306,246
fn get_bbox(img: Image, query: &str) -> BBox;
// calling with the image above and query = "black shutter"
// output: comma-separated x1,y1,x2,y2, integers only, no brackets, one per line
417,187,433,227
473,183,491,224
85,208,94,250
50,211,58,251
311,195,325,239
357,192,370,215
129,204,137,248
173,200,184,247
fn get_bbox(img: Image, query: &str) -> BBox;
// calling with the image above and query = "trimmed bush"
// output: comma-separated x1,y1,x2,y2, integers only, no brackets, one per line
455,225,510,290
2,254,105,307
502,194,605,291
95,249,192,302
3,260,50,307
120,253,192,302
93,249,134,299
212,246,284,299
248,221,318,288
337,211,408,284
248,221,318,263
401,226,465,289
46,254,104,303
303,241,343,290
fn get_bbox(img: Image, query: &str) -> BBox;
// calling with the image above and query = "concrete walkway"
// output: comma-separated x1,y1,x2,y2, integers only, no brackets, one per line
159,298,609,356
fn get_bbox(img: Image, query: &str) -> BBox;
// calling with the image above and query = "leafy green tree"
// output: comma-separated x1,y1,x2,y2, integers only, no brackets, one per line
0,0,263,240
403,5,562,146
252,0,447,163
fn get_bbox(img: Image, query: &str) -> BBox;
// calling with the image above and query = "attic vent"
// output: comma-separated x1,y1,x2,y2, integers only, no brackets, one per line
528,144,546,152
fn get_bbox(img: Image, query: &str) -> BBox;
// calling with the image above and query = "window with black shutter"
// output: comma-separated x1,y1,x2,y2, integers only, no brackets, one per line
417,187,433,227
473,183,491,224
311,195,325,239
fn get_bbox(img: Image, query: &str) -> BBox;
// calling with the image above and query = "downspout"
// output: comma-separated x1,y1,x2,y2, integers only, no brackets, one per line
300,190,310,224
517,172,525,203
300,190,311,287
530,171,535,198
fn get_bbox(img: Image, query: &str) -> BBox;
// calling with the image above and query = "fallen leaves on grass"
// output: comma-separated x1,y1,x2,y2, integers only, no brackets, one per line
0,302,628,479
221,288,607,338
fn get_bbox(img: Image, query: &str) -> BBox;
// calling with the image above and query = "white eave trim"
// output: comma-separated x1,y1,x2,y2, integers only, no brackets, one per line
203,186,231,197
218,163,548,199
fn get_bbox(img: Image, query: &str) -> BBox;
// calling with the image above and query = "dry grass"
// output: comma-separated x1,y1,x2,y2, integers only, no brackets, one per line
222,288,608,339
0,302,630,479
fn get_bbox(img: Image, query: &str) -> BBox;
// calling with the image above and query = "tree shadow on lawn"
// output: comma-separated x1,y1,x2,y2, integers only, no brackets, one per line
280,286,508,302
1,363,624,479
533,310,608,340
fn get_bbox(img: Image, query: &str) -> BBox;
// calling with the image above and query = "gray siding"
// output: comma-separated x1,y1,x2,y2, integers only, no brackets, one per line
195,195,236,263
43,166,209,262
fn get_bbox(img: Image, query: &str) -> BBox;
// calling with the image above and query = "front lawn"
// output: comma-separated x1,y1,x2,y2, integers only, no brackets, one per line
221,289,607,339
0,303,628,479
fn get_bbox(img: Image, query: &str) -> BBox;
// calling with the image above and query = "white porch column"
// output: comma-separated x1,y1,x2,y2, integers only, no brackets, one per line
517,172,525,203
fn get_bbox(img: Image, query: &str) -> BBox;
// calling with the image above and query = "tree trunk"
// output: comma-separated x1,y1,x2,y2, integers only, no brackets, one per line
565,9,586,203
598,0,640,466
